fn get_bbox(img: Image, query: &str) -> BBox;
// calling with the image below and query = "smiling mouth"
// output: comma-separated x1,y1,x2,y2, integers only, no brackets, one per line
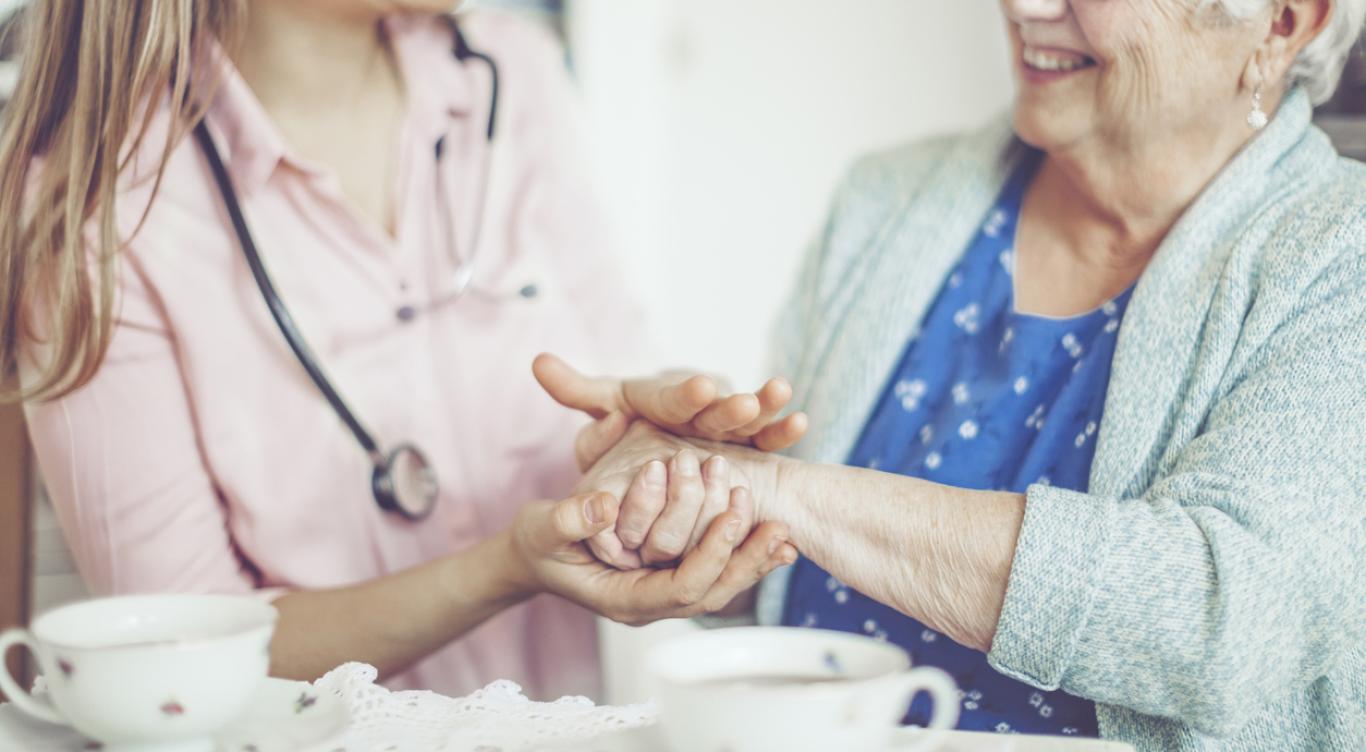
1022,45,1097,73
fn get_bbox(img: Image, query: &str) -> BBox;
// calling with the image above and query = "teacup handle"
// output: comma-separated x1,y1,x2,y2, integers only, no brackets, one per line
885,666,960,752
0,628,67,725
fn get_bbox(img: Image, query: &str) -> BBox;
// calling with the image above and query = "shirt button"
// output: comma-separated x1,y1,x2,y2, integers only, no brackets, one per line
396,305,417,322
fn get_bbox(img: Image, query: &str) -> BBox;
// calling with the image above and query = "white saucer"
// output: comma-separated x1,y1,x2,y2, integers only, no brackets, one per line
0,678,348,752
214,678,350,752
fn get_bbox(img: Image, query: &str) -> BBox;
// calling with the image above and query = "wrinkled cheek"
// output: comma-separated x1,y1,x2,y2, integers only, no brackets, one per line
1088,0,1203,133
1096,40,1195,136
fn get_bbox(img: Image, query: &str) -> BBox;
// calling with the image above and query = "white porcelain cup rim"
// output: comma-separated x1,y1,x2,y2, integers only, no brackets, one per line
648,626,914,683
25,593,278,653
647,627,959,752
0,593,278,740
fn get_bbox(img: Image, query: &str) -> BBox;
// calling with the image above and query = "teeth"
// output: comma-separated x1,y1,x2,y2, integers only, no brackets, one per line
1023,47,1091,72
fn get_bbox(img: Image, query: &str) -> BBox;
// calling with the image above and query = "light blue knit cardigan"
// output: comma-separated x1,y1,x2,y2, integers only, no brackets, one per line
751,88,1366,751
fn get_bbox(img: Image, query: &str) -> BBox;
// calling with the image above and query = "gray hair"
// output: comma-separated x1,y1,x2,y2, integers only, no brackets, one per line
1197,0,1366,103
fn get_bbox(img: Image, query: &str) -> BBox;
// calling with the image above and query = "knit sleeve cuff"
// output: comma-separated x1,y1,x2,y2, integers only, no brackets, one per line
986,483,1117,689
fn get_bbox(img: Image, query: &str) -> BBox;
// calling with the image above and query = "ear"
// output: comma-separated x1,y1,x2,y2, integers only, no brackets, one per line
1248,0,1332,91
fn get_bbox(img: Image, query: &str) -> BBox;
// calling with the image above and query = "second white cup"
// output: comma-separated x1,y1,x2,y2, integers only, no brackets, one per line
648,626,960,752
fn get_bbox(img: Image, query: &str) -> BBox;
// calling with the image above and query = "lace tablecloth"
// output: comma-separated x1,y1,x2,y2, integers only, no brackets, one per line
313,663,656,750
0,664,1135,752
0,662,656,752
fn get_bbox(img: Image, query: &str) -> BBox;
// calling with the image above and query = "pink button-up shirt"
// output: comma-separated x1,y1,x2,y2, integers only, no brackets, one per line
22,12,641,699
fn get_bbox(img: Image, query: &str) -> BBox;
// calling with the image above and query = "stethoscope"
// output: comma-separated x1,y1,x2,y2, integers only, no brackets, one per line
192,16,499,522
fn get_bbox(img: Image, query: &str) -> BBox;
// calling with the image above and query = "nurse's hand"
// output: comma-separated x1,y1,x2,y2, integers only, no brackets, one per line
532,353,809,470
507,490,797,625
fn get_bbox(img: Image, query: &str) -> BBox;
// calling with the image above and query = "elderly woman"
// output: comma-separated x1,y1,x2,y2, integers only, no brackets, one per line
537,0,1366,748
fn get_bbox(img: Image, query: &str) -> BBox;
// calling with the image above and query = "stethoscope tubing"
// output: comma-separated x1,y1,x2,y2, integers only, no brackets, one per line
192,16,499,519
193,121,385,461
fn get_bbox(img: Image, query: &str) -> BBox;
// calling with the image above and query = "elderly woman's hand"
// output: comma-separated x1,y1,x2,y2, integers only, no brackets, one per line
574,422,786,568
534,354,805,568
508,489,796,625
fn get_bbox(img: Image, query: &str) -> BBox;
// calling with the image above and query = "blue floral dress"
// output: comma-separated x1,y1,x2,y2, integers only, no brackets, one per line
781,160,1133,737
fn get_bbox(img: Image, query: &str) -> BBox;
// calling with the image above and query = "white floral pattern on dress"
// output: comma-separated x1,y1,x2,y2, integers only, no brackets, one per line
983,208,1008,237
781,160,1133,739
959,420,979,439
953,303,982,334
896,378,929,411
952,382,971,405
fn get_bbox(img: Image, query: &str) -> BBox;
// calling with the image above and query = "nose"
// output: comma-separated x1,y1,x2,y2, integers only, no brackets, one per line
1003,0,1069,21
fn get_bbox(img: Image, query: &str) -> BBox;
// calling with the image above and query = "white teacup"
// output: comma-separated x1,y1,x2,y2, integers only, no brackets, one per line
0,594,277,752
648,627,960,752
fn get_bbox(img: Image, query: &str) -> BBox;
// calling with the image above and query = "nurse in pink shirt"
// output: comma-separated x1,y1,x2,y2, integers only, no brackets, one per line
0,0,802,699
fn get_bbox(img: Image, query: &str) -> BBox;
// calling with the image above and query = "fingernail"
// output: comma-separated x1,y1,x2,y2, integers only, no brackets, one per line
709,455,728,477
646,461,666,487
725,519,743,543
781,547,798,565
767,537,782,556
584,496,603,525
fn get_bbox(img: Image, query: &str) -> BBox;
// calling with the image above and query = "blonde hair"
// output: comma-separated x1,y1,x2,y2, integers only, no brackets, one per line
0,0,245,402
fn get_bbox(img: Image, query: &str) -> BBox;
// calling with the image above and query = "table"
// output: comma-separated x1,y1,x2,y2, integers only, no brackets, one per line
587,726,1135,751
1,662,1136,752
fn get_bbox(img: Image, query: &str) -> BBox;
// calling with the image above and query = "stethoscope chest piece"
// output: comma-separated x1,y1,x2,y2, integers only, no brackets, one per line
372,444,439,521
191,16,500,522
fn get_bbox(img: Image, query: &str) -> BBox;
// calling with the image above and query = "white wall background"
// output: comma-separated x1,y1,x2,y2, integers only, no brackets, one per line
569,0,1014,385
565,0,1015,703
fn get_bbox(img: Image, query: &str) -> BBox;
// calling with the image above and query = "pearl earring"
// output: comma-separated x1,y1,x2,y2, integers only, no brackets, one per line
1246,85,1268,130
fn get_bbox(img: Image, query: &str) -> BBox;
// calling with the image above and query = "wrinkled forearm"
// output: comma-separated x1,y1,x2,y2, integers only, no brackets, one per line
756,458,1025,652
578,425,1025,649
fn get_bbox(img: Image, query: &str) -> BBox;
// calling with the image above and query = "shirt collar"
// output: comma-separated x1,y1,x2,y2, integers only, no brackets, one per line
203,14,478,197
203,44,290,197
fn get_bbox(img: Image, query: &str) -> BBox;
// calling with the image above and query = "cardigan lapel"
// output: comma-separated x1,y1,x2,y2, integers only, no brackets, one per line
797,89,1318,494
797,119,1022,465
1088,89,1317,498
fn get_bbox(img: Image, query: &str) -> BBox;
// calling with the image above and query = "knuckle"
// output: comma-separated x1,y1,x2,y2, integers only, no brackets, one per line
675,584,706,607
647,531,686,558
552,505,578,534
701,592,731,613
640,496,668,514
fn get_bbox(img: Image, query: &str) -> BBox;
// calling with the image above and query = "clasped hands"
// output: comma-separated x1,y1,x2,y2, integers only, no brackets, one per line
509,353,804,626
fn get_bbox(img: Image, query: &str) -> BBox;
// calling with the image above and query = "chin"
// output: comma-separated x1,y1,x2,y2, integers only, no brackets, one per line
1011,100,1085,153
